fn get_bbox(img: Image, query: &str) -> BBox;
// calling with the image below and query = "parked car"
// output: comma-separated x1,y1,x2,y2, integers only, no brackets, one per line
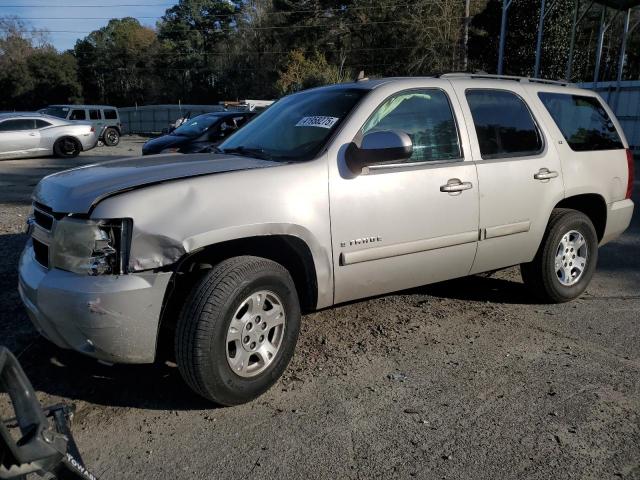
19,75,634,406
141,111,256,155
0,112,98,160
39,105,122,147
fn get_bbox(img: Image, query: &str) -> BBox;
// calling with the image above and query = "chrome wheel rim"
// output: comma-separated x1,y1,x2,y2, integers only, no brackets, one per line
106,131,118,144
226,290,286,378
555,230,588,286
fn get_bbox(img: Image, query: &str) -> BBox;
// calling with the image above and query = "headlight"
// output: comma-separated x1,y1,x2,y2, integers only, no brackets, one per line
50,217,131,275
160,147,180,154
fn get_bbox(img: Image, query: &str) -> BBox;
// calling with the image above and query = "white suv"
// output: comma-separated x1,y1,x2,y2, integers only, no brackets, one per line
19,74,634,405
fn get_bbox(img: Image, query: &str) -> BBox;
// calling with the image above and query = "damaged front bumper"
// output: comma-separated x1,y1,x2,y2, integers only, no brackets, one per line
18,241,172,364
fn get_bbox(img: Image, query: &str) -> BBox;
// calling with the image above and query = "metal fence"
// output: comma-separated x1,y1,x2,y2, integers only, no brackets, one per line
581,80,640,154
119,104,225,135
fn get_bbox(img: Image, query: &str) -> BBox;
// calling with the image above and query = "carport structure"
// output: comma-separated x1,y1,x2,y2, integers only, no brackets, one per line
497,0,640,82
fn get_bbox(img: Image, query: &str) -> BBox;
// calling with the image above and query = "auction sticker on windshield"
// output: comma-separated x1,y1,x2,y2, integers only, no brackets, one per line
296,116,339,128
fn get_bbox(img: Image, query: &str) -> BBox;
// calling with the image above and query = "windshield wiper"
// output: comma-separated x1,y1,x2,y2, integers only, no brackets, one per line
218,146,272,160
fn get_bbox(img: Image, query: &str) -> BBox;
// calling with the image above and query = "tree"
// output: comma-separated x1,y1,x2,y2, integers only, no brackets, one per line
0,16,81,109
276,48,348,94
74,18,159,106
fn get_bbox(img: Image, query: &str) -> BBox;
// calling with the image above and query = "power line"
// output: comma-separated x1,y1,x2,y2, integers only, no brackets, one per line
0,19,424,34
0,3,173,6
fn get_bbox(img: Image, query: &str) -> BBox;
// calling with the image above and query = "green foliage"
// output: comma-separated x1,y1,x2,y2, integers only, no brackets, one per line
0,17,81,109
276,49,348,94
1,0,638,109
74,17,159,105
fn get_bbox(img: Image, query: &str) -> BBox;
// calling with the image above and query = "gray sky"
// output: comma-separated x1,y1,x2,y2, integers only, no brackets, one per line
0,0,174,51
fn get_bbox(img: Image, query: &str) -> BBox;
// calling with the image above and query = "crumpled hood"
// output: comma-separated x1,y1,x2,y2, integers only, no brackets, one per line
34,153,280,214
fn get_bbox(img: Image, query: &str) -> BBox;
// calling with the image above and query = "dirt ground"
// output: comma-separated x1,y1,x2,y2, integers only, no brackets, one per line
1,138,639,479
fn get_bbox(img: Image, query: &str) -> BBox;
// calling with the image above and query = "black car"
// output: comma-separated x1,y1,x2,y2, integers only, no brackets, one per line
142,111,255,155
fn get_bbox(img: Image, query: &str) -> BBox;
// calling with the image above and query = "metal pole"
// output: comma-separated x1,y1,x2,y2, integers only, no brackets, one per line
463,0,471,71
534,0,547,77
593,6,606,84
497,0,512,75
565,0,580,80
617,8,631,83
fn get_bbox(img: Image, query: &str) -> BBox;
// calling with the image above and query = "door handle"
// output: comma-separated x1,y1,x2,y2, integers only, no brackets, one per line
440,178,473,193
534,168,559,180
29,133,36,136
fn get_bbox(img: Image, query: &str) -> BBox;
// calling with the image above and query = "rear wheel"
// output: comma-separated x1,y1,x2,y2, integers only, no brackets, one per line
175,256,301,405
53,137,81,158
521,208,598,303
103,128,120,146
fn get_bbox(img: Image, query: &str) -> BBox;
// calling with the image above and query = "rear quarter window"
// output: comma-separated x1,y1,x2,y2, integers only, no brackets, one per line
103,109,118,120
538,92,623,151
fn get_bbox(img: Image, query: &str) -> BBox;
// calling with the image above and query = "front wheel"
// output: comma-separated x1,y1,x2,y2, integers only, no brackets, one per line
521,208,598,303
175,256,301,405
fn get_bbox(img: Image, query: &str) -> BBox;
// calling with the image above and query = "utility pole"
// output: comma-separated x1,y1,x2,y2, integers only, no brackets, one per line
497,0,513,75
463,0,471,71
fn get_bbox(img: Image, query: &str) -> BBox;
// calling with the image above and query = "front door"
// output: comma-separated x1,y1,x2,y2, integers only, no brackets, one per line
329,83,480,304
0,119,40,158
449,82,565,274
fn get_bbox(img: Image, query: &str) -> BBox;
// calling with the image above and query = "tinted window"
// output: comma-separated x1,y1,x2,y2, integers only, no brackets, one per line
172,114,223,138
0,119,35,131
69,109,86,120
40,107,68,118
466,89,543,159
89,109,101,120
35,120,51,128
362,89,461,163
103,109,118,120
538,93,623,151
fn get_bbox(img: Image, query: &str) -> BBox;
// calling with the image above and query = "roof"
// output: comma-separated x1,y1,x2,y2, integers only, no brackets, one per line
305,73,574,94
47,105,118,109
0,112,47,119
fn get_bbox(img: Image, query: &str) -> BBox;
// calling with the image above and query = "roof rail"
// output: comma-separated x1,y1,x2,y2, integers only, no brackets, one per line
440,72,571,86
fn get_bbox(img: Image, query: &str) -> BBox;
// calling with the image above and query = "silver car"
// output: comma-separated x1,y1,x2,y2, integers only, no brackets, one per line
0,113,98,160
19,75,634,406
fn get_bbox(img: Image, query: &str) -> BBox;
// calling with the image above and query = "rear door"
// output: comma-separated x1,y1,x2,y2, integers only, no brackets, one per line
329,83,480,303
89,109,105,134
0,119,40,158
450,82,565,274
69,109,87,121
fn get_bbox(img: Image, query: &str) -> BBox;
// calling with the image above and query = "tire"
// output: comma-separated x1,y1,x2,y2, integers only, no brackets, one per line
175,256,301,405
103,127,120,146
53,137,81,158
520,208,598,303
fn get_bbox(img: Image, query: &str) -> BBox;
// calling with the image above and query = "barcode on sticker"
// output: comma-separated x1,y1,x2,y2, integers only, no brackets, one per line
295,116,339,129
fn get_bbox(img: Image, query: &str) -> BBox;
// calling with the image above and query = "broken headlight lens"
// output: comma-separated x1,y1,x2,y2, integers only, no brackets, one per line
50,218,131,275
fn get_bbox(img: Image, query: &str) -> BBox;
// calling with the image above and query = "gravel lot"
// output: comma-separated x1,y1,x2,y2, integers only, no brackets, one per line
1,138,639,479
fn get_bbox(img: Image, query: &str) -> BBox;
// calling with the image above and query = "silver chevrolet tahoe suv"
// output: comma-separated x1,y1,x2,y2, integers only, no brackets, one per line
19,74,635,405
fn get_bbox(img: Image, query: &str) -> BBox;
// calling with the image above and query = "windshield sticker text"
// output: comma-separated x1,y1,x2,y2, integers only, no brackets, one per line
296,116,339,129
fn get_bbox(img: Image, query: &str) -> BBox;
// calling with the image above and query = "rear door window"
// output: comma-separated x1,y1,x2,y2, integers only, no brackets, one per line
35,120,52,128
89,109,102,120
465,89,543,159
70,109,86,120
538,92,623,151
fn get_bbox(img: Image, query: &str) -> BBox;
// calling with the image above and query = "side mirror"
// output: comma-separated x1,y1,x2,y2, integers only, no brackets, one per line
346,130,413,175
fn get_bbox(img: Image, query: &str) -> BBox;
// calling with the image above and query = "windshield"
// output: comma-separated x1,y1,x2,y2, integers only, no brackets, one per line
40,107,69,119
218,88,367,161
172,114,222,137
